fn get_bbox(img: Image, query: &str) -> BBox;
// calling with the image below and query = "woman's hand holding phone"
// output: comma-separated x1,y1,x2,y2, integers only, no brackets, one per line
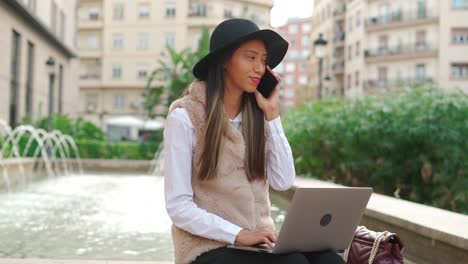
255,66,281,121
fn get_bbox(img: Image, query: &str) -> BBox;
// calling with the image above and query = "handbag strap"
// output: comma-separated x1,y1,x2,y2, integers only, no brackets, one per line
343,226,389,264
368,231,389,264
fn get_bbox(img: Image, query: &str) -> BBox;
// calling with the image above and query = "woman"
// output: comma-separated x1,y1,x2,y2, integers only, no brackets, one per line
164,18,344,264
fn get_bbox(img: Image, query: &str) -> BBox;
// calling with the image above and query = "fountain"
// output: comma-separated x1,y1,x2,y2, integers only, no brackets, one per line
0,120,83,192
148,144,164,176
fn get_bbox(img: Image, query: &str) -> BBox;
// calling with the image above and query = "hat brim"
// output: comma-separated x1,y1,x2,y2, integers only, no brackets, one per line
193,29,289,80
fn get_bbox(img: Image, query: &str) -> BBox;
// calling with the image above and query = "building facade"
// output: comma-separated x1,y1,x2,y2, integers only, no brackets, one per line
309,0,468,100
77,0,273,129
0,0,79,127
276,18,312,108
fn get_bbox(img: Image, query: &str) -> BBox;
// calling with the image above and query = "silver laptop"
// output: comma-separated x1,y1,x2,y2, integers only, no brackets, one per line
227,187,373,254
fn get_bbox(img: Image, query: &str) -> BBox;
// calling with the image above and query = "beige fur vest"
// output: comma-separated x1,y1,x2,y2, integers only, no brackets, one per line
167,81,274,264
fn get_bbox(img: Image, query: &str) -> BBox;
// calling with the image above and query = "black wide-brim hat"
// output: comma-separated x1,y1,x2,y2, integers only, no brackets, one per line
193,18,289,80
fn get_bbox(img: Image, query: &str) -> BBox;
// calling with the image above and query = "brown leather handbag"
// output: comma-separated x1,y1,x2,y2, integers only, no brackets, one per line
343,226,405,264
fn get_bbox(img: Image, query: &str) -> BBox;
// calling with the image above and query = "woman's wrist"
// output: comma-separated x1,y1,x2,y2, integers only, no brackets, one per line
265,110,279,121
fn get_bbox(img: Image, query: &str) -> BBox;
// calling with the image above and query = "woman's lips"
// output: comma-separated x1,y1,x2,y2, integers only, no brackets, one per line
250,77,261,85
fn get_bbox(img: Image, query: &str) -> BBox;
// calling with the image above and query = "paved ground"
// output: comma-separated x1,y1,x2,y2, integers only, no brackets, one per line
0,260,172,264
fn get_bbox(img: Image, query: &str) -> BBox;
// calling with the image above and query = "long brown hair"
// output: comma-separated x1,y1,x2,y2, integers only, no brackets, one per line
198,43,266,182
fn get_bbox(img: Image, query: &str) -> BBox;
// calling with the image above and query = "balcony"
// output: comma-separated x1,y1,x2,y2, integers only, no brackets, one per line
364,43,438,63
366,10,439,32
333,31,345,48
187,4,219,27
78,18,103,30
332,60,345,75
364,77,434,91
333,6,346,21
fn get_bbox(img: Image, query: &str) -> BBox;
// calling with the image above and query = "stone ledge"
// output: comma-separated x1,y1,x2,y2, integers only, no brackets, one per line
291,177,468,250
79,159,152,172
278,177,468,264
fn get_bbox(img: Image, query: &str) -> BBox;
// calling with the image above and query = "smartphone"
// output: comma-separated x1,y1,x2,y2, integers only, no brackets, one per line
257,69,278,98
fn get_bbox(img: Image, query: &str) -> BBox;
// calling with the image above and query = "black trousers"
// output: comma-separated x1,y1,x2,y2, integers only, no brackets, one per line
192,246,345,264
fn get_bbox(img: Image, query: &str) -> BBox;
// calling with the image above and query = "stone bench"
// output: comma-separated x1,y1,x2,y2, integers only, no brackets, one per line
271,177,468,264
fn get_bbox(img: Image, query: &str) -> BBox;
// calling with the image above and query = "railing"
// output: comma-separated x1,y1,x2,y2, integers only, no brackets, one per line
333,6,346,17
366,9,438,27
332,60,345,73
364,42,436,58
80,73,100,80
364,77,434,89
333,31,345,44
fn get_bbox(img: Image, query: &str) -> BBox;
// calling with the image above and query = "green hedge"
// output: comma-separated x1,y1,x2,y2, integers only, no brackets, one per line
76,140,161,160
283,86,468,214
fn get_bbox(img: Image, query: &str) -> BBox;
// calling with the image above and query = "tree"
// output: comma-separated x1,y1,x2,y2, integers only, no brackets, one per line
145,27,210,118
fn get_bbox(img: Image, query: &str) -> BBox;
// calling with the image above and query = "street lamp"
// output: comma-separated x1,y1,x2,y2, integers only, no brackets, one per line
45,56,56,132
314,33,328,100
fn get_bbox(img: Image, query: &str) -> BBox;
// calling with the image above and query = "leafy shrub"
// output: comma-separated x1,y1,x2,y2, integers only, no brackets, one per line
283,86,468,214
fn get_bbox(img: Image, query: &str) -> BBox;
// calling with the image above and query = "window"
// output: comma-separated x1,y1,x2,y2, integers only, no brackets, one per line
10,30,21,127
25,41,34,118
348,45,352,61
86,93,98,112
138,3,150,19
289,24,298,34
356,11,361,27
299,75,308,85
302,36,310,46
356,41,360,56
112,34,123,49
51,1,57,34
285,76,294,85
378,67,388,87
285,89,294,98
452,28,468,44
27,0,36,13
113,3,124,20
166,3,176,17
355,71,360,87
137,64,148,79
89,6,99,20
289,51,299,59
286,62,296,72
417,0,427,18
348,16,353,32
302,23,311,33
378,35,389,55
165,33,175,48
189,3,207,17
451,63,468,79
114,95,124,109
452,0,468,9
224,5,234,18
88,35,98,49
138,33,149,50
58,64,64,113
60,11,66,41
112,65,122,79
192,33,201,50
416,30,427,50
347,74,352,89
416,64,426,80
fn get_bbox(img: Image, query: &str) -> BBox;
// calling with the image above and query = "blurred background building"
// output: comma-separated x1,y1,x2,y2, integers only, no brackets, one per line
308,0,468,100
77,0,273,130
0,0,79,127
276,18,312,110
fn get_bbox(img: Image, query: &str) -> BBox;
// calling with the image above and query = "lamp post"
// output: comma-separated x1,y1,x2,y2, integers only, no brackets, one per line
314,33,328,100
45,57,56,132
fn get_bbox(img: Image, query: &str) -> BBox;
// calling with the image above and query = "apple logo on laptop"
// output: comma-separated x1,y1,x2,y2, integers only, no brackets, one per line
320,213,332,227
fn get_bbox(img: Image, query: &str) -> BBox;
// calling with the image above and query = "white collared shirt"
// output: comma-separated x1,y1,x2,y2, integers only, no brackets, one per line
164,108,296,245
